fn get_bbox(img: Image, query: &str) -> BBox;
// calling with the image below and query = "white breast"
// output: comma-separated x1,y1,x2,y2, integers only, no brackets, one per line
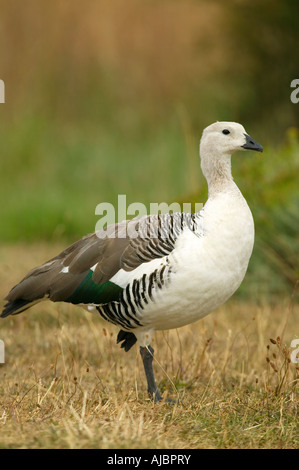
137,186,254,331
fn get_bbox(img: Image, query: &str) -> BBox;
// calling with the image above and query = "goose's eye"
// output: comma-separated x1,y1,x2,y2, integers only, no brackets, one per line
222,129,230,135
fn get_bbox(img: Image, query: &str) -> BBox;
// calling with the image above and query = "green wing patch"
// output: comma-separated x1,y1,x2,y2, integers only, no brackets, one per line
66,270,123,305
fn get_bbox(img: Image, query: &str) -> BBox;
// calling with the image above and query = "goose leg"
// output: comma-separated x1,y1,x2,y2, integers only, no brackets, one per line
140,345,163,402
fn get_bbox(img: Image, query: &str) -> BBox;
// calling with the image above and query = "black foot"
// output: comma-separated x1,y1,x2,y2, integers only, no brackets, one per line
117,330,137,352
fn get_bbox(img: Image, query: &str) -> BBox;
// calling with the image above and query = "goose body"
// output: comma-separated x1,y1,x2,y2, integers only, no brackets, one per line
1,121,263,401
98,186,254,344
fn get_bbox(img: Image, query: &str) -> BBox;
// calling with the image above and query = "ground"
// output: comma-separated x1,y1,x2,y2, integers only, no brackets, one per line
0,244,298,449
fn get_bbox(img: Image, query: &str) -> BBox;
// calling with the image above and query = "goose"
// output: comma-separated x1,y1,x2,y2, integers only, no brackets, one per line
1,121,263,402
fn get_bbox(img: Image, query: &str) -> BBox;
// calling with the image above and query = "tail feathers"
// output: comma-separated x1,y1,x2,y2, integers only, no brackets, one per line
1,299,39,318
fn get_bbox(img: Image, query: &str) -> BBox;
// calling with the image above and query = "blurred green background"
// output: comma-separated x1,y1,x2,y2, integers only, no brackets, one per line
0,0,298,299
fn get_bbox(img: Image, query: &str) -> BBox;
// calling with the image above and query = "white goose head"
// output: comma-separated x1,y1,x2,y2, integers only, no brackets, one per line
200,121,263,156
200,121,263,187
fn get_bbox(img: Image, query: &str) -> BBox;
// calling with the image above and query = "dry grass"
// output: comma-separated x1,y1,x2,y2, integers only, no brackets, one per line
0,244,298,449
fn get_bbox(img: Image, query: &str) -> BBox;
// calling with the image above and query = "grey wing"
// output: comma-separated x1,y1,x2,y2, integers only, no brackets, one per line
2,212,199,313
93,211,199,282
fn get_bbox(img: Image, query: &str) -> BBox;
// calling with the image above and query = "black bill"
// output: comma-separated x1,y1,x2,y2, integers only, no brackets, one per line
242,134,263,152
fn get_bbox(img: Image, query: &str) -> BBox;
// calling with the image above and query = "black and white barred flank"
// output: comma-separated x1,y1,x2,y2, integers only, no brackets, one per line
96,212,201,330
123,212,201,270
96,263,172,330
